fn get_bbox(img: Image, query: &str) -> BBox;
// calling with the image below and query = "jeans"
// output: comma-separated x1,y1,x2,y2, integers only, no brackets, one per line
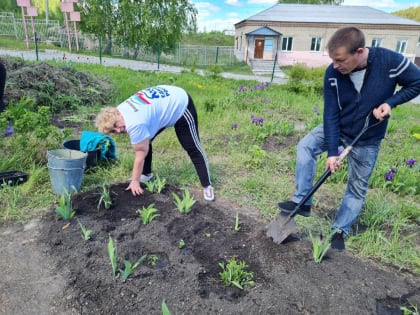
293,124,380,235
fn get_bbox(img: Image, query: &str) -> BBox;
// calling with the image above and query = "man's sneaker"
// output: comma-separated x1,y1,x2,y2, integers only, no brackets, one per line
140,173,154,183
203,185,214,201
278,201,311,217
331,230,345,251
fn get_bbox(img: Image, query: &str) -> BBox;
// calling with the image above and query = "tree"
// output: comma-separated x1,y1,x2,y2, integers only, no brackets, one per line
77,0,197,56
277,0,344,4
392,6,420,22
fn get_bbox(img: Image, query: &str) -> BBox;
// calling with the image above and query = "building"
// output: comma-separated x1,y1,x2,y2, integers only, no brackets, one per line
234,4,420,70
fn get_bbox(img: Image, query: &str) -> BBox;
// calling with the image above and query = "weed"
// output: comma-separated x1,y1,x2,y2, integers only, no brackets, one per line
148,254,159,267
178,239,186,249
108,236,118,276
137,203,160,224
55,188,75,220
78,220,93,241
172,189,196,214
219,257,255,290
119,255,147,282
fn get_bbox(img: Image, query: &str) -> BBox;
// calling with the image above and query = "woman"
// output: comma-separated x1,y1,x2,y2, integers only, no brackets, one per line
95,85,214,201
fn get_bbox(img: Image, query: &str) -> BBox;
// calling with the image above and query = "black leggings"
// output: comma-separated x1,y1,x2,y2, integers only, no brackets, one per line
143,94,211,187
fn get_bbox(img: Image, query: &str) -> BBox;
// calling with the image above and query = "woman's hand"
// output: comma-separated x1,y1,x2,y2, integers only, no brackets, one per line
126,179,144,196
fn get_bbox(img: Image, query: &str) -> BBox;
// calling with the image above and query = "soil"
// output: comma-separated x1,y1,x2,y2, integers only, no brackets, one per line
0,57,419,315
1,182,419,315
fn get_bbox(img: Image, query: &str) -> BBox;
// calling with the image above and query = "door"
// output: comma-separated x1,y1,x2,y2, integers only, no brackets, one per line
254,39,264,59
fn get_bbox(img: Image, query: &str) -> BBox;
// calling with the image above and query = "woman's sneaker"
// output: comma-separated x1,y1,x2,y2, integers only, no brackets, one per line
203,185,214,201
278,201,311,217
140,173,154,183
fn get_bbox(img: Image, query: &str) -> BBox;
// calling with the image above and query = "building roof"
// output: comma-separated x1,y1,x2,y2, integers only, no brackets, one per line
246,26,282,36
235,4,420,26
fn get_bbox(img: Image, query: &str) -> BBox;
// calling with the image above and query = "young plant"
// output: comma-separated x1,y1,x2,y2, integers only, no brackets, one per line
98,182,112,210
119,255,147,282
147,254,159,267
55,188,75,220
309,230,332,263
178,239,186,249
172,189,196,214
234,212,241,232
144,174,166,193
161,299,172,315
219,257,255,290
78,220,93,241
108,235,117,276
137,203,160,224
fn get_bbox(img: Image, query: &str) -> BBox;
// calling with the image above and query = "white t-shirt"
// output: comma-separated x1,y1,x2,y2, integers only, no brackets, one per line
117,85,188,144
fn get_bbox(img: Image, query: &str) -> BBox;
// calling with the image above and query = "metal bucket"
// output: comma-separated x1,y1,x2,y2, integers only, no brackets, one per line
63,139,100,169
47,149,87,194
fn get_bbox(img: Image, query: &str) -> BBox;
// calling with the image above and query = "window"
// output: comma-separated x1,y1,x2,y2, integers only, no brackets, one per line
281,37,293,51
264,37,273,51
310,37,322,52
371,38,383,47
396,39,408,53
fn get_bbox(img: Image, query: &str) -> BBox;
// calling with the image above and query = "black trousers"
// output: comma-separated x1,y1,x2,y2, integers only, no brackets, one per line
143,94,211,187
0,62,6,112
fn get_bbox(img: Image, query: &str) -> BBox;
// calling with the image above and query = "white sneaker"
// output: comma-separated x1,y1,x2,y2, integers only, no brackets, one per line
140,173,154,183
203,185,214,201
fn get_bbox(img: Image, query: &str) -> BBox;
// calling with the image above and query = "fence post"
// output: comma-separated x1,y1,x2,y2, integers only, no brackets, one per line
215,46,219,64
98,37,102,65
157,43,161,70
34,32,39,61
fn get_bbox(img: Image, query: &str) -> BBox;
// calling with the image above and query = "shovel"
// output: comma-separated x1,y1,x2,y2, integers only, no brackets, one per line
266,112,387,244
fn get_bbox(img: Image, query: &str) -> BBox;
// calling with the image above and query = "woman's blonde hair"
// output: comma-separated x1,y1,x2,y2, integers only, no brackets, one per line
95,106,119,134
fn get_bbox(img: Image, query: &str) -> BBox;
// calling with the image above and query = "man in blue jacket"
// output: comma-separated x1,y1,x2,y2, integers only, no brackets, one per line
278,26,420,250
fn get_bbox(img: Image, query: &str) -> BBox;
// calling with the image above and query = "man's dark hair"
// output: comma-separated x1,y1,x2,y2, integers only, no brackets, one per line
327,27,365,55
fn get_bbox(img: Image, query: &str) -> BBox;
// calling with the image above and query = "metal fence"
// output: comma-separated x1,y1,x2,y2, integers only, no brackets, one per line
0,12,237,66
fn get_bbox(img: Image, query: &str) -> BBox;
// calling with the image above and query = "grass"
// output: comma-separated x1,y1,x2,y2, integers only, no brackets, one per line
0,55,419,274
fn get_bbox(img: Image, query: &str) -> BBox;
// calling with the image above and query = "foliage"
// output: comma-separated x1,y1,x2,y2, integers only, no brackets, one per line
283,63,325,96
172,189,196,214
108,236,118,276
178,239,186,249
119,255,147,282
161,299,172,315
219,257,255,290
55,188,75,220
234,212,241,232
97,182,112,210
309,230,332,263
137,203,160,225
78,220,93,241
144,174,166,193
181,31,234,46
393,6,420,22
147,254,159,267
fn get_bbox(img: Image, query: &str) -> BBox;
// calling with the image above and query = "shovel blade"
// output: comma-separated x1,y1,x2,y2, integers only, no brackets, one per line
266,214,298,244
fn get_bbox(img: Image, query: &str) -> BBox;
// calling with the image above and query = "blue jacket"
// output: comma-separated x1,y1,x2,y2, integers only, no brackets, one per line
323,47,420,156
80,131,117,160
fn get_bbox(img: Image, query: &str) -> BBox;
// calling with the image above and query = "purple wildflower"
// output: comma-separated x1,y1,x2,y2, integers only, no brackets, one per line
384,172,394,181
3,121,14,137
314,106,320,116
390,167,397,173
406,159,416,167
232,123,238,130
239,85,246,92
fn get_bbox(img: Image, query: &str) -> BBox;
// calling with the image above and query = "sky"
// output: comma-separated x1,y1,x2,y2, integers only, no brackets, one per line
191,0,419,32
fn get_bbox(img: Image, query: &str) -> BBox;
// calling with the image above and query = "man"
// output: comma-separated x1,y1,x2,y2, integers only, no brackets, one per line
95,85,214,201
278,26,420,250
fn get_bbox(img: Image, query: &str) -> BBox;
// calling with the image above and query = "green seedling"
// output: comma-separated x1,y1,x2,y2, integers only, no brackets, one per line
78,220,93,241
144,174,167,193
119,255,147,282
234,212,241,232
203,232,212,238
309,230,332,263
148,254,159,267
108,235,117,276
219,257,255,290
172,189,196,214
55,188,75,220
98,182,112,210
137,203,160,224
178,239,186,249
162,299,172,315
